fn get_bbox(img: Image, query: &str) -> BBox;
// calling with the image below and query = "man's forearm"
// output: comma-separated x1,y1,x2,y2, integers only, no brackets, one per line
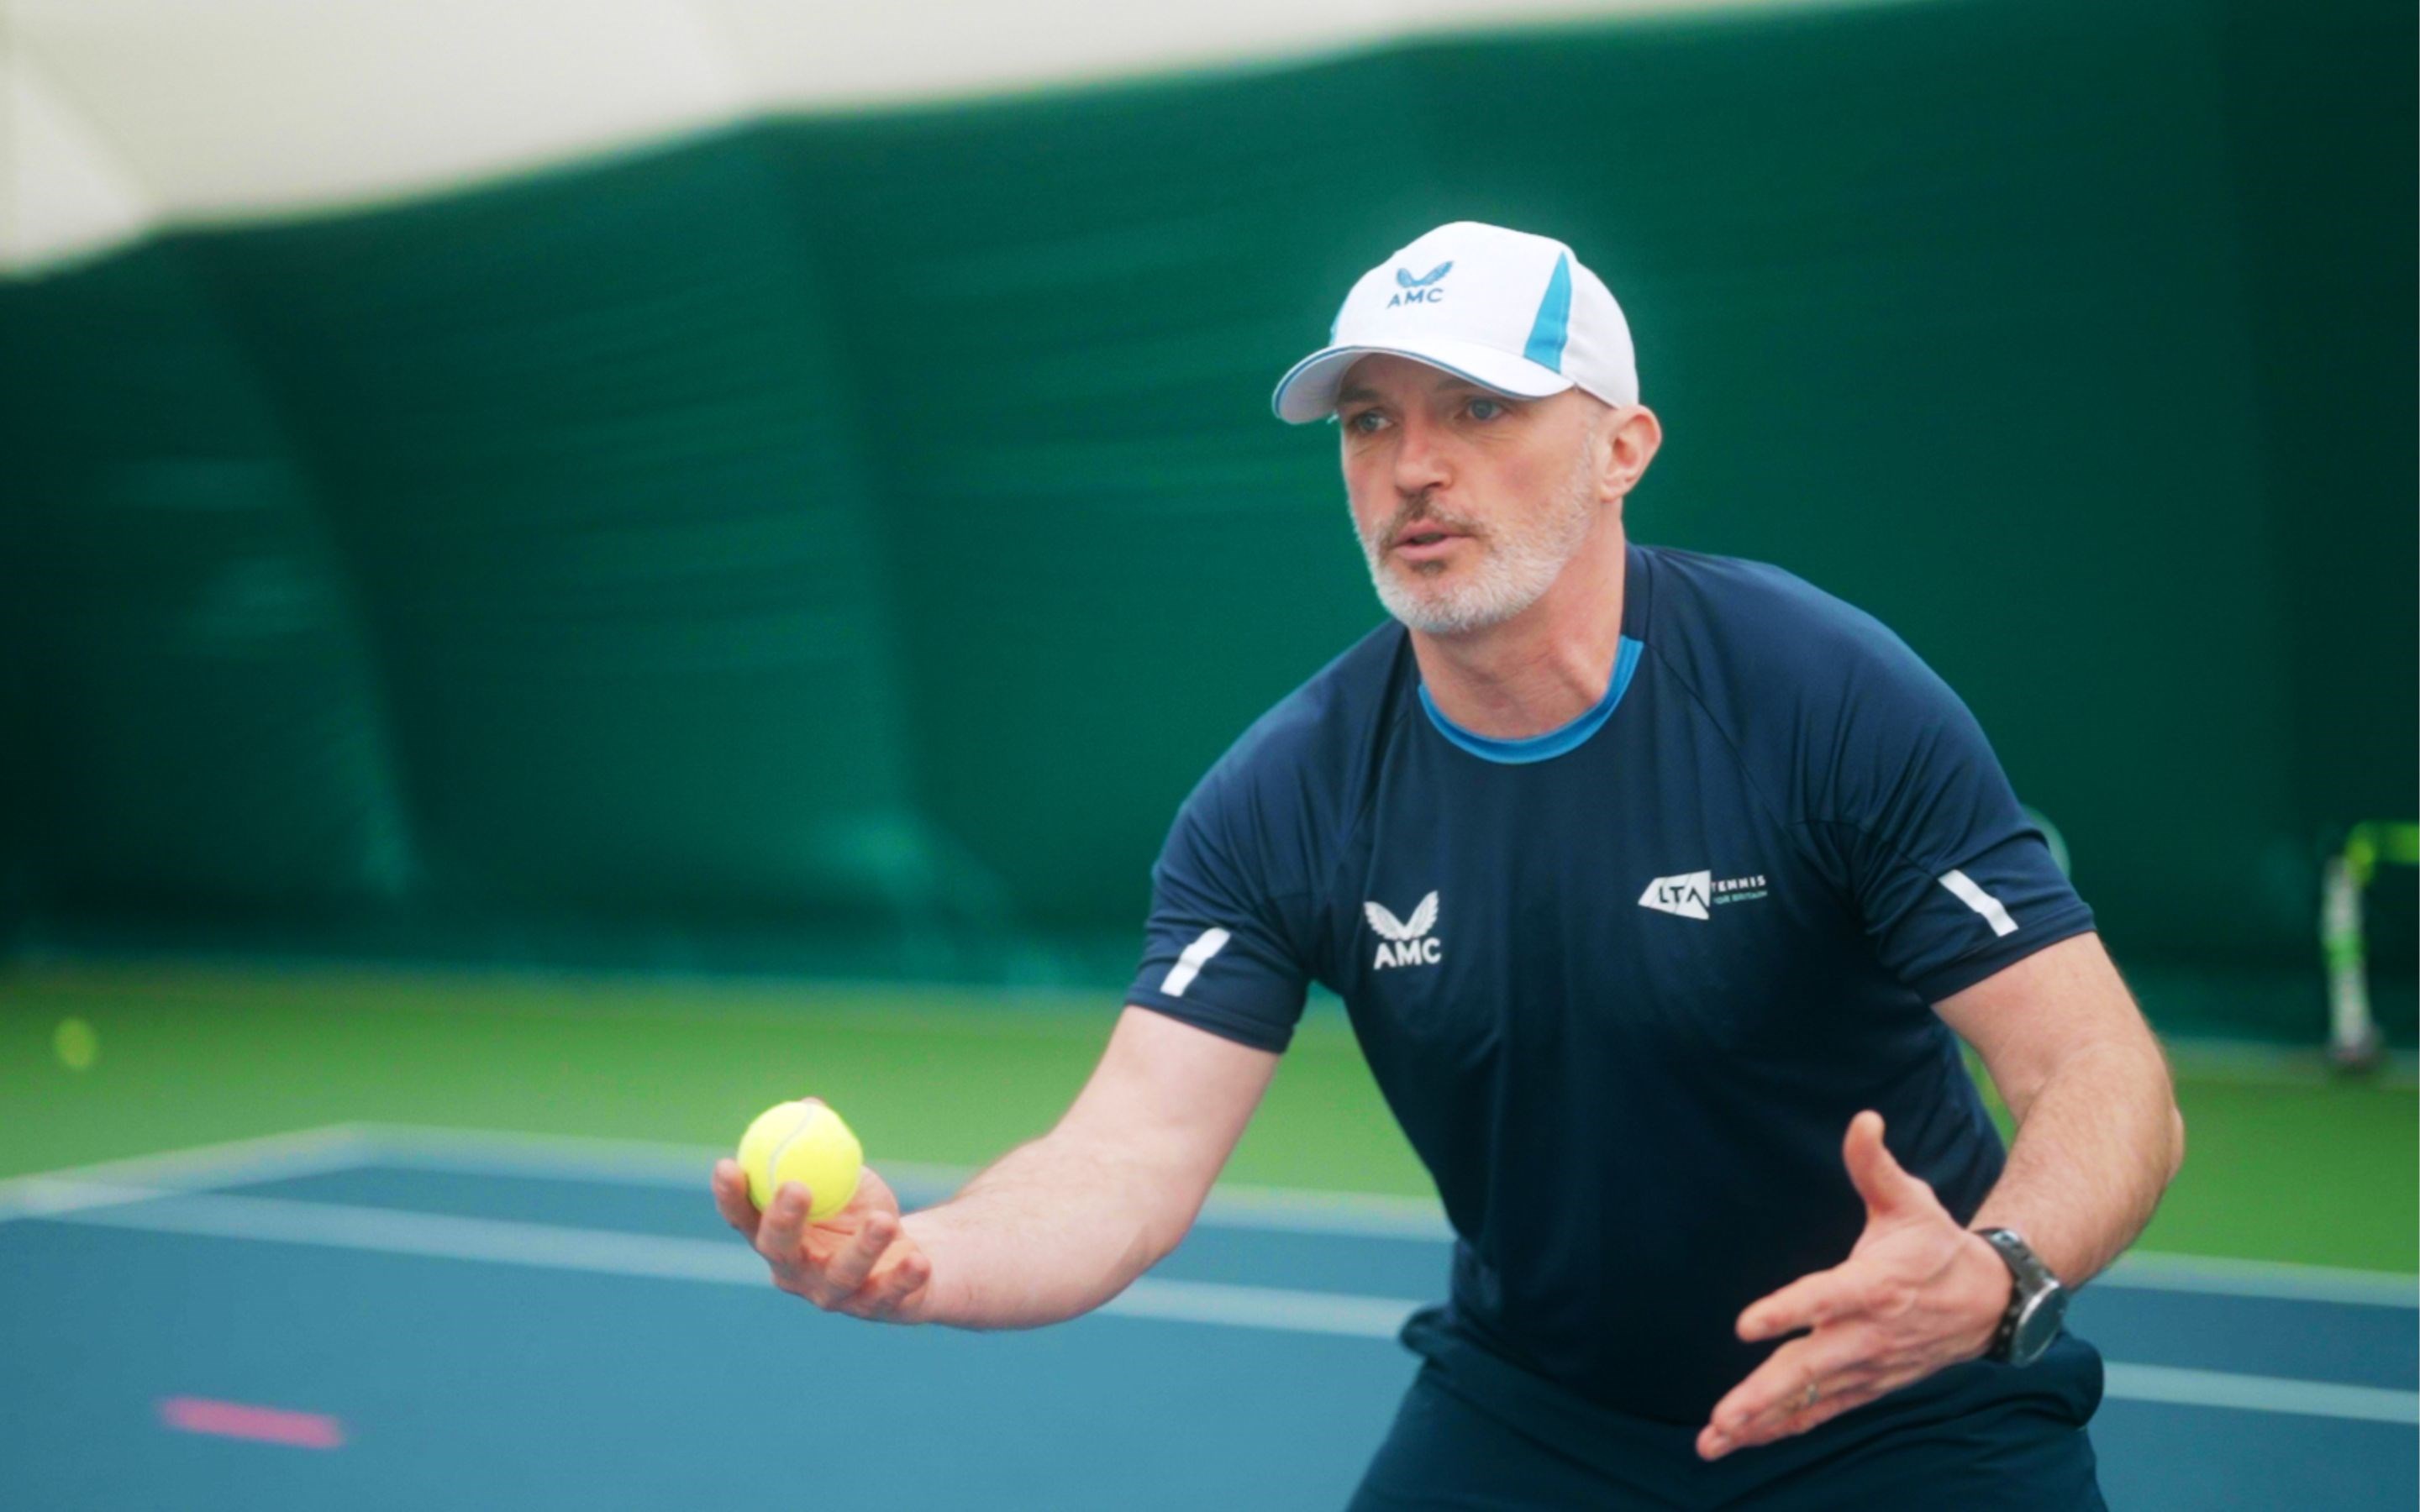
1970,1038,2185,1287
900,1129,1190,1330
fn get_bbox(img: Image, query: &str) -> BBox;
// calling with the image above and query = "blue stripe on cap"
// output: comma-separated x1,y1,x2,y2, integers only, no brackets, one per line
1523,253,1573,371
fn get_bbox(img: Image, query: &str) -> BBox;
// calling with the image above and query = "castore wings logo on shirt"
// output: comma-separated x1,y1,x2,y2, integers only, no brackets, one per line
1365,891,1442,969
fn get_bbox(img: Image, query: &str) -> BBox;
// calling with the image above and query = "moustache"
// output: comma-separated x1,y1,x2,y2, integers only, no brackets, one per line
1380,503,1486,551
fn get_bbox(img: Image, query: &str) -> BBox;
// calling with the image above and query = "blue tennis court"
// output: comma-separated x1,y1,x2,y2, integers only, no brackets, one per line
3,1126,2412,1509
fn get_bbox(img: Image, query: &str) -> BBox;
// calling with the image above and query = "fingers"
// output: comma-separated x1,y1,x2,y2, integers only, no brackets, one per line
709,1160,760,1236
1776,1381,1876,1438
818,1225,931,1320
1704,1326,1881,1452
1705,1341,1904,1458
850,1247,934,1321
755,1177,815,1255
1737,1263,1867,1343
1699,1373,1881,1460
747,1176,927,1316
1841,1110,1932,1219
819,1206,898,1297
718,1158,925,1320
1701,1331,1881,1460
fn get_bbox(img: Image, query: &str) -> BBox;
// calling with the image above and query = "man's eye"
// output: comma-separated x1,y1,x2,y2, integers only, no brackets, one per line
1467,397,1504,421
1346,410,1386,434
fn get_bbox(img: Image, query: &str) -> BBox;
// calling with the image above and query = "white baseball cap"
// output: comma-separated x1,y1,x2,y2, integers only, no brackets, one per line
1270,221,1639,424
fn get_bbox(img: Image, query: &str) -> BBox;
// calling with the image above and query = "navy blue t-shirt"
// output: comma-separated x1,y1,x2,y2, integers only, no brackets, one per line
1125,542,2095,1425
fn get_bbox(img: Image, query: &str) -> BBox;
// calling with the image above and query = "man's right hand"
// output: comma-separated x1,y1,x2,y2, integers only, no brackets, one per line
705,1007,1279,1332
711,1160,934,1322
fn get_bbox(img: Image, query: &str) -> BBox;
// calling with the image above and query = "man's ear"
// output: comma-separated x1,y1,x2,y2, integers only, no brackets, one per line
1605,405,1662,502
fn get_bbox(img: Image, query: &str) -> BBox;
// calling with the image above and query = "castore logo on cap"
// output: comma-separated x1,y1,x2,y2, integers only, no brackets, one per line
1390,261,1454,304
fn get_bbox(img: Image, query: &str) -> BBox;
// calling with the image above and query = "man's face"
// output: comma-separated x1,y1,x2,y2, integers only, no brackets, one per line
1335,354,1611,637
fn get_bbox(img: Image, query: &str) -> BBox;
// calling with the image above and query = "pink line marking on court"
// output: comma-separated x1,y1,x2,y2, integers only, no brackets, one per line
158,1396,345,1449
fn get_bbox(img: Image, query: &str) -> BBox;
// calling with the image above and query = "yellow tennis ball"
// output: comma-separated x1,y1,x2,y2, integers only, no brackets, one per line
53,1017,99,1072
737,1098,863,1221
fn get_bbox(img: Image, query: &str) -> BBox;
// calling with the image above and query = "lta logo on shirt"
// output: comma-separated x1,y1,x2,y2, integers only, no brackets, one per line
1365,892,1442,969
1639,869,1770,921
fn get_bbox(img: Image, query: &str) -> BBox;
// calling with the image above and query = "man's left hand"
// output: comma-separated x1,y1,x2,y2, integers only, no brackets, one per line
1697,1110,2012,1462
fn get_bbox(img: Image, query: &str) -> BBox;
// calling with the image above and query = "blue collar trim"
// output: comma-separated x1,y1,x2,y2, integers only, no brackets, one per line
1418,635,1644,764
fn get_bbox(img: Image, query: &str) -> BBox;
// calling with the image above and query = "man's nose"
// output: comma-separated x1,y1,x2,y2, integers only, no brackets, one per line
1390,410,1452,497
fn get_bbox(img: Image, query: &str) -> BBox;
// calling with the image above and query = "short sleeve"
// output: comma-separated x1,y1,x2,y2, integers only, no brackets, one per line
1816,648,2096,1004
1124,767,1314,1053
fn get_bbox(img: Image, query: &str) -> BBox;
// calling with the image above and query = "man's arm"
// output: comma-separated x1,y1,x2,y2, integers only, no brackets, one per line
710,1005,1279,1329
1698,932,2183,1460
1946,929,2186,1281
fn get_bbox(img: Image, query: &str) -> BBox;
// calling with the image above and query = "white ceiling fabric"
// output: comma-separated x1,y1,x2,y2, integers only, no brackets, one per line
2,0,1877,273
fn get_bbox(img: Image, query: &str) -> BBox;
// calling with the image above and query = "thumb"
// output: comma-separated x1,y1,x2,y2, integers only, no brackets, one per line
1842,1110,1927,1218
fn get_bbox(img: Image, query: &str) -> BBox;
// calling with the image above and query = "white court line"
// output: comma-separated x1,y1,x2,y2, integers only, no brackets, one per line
350,1123,1458,1240
1098,1277,1414,1338
0,1125,372,1223
340,1126,2420,1304
31,1186,1416,1339
2102,1364,2420,1427
2102,1252,2419,1310
18,1188,2416,1421
10,1123,2417,1308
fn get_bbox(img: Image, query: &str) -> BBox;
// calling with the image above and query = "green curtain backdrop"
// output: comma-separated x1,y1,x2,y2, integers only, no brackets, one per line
3,0,2412,1033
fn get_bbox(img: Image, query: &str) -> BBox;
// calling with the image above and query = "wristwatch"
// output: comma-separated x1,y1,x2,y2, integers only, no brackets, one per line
1975,1227,2068,1367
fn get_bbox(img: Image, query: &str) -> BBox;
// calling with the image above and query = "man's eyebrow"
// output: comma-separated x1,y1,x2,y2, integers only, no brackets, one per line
1335,385,1380,407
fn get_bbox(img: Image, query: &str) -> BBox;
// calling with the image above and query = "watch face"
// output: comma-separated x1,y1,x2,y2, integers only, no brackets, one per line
2008,1283,2070,1366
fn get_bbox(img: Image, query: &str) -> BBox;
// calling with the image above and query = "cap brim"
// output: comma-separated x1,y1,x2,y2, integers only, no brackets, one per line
1270,338,1576,423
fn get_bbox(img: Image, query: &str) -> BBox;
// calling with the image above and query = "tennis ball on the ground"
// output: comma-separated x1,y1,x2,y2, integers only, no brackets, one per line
737,1098,863,1221
53,1018,98,1072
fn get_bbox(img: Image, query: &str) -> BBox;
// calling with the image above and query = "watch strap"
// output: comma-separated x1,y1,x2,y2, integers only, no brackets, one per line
1976,1226,2058,1363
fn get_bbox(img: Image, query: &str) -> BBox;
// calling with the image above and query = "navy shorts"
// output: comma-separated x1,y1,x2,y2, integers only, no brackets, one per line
1349,1308,2106,1510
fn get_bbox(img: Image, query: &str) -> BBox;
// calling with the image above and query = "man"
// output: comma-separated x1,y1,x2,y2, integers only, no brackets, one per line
712,221,2185,1507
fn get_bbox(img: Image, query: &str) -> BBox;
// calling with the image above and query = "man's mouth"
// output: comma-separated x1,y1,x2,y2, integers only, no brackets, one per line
1392,526,1470,559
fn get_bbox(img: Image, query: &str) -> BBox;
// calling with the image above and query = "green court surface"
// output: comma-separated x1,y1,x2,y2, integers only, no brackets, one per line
4,959,2413,1274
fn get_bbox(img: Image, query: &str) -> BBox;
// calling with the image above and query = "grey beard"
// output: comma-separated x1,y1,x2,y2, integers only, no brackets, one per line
1359,454,1600,638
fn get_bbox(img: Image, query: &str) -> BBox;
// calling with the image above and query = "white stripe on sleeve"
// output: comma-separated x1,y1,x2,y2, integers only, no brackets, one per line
1160,927,1233,998
1938,869,2018,937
